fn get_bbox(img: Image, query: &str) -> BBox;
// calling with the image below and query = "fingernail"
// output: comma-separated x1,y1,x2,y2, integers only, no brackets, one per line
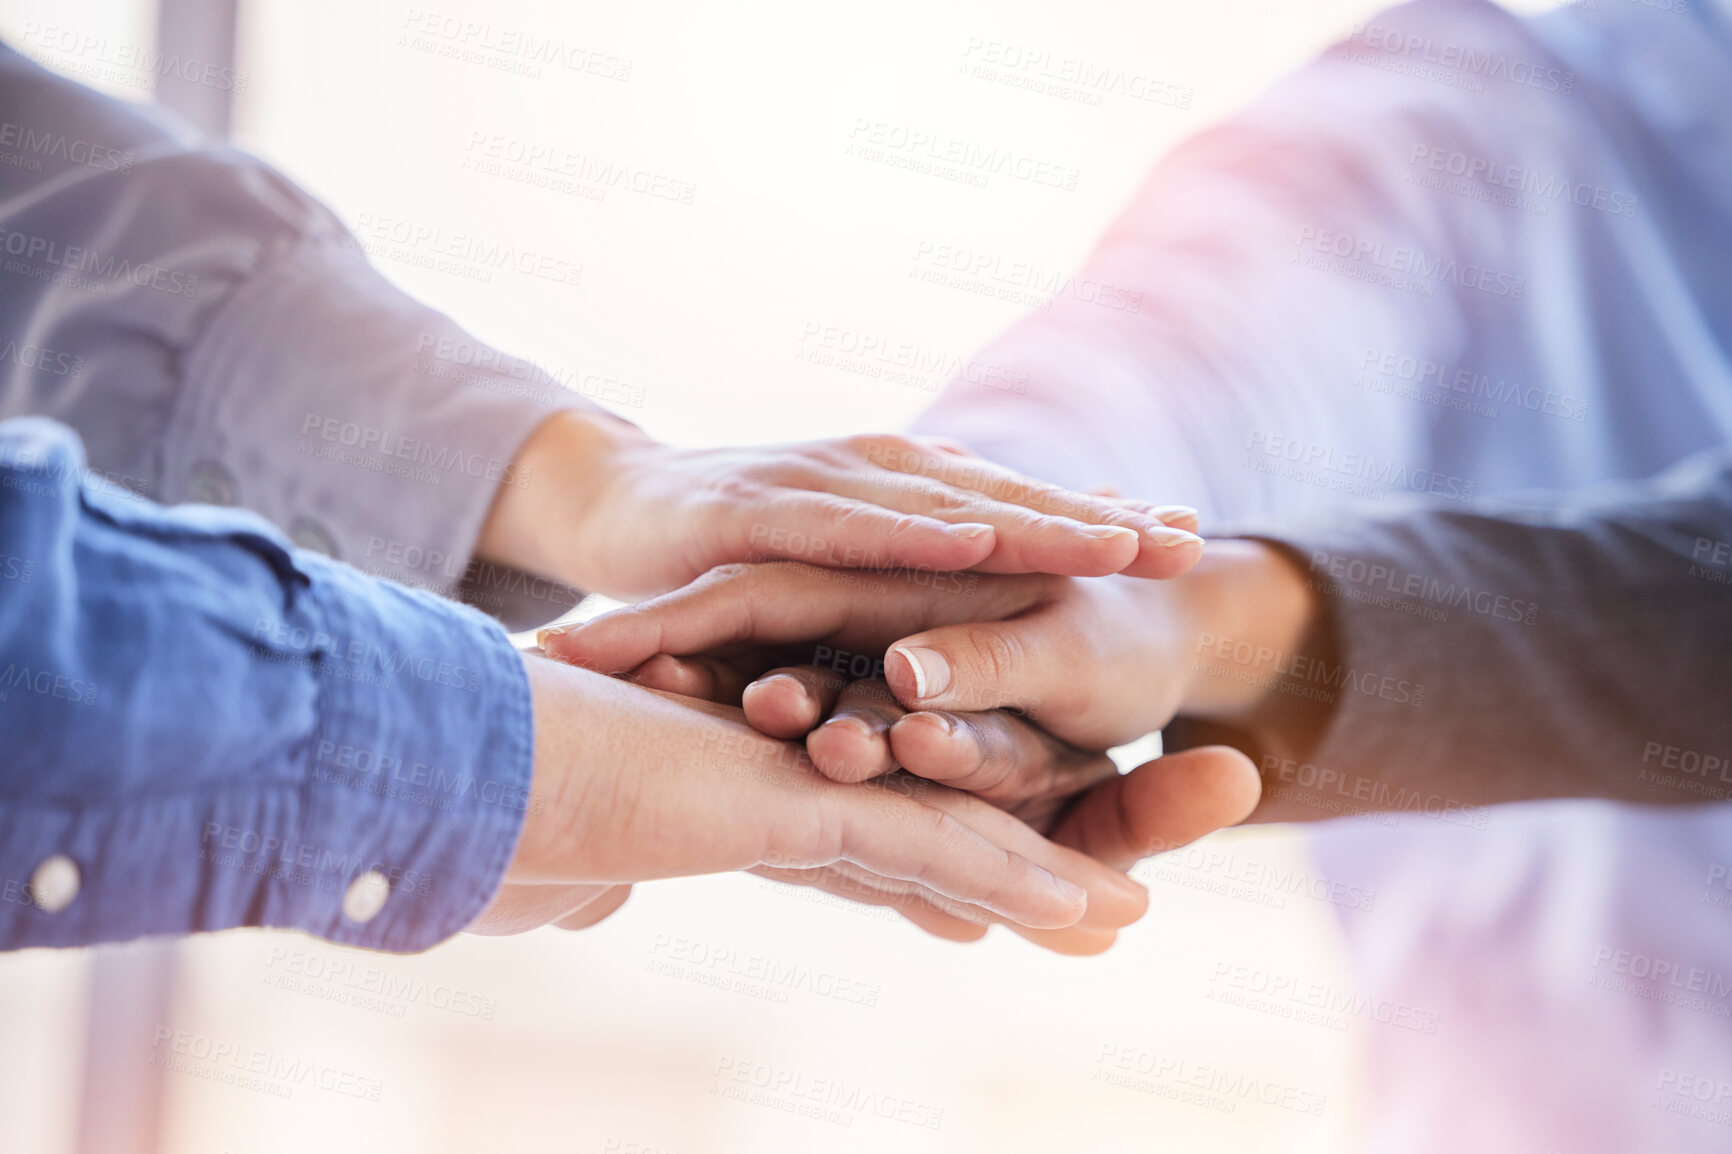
820,715,873,739
1079,524,1139,542
891,646,951,699
905,710,954,737
534,626,571,649
1147,504,1199,525
947,522,994,540
1041,868,1089,910
1144,526,1204,549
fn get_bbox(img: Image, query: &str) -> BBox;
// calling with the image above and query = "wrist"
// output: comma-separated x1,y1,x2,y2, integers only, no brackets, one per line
1169,540,1320,722
475,409,651,589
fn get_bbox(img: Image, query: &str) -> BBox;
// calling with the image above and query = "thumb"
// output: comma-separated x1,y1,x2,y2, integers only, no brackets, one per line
885,618,1058,716
1050,746,1261,871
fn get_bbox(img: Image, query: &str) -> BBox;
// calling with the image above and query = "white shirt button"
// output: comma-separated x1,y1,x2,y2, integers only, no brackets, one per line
342,870,391,924
30,854,80,913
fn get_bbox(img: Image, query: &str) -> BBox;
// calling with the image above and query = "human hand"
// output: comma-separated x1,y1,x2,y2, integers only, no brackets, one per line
466,653,1150,953
476,412,1202,600
538,544,1315,861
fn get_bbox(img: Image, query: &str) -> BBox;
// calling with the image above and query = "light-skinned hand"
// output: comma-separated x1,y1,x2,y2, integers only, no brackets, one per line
476,413,1203,601
466,653,1150,953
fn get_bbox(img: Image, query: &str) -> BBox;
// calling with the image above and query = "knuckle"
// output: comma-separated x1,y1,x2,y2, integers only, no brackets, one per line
856,433,924,471
964,629,1026,687
697,561,759,586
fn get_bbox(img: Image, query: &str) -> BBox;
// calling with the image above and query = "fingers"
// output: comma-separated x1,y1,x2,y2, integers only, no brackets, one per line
796,775,1090,930
884,617,1069,718
808,469,1143,577
466,882,623,936
1107,499,1200,537
740,665,846,739
846,435,1203,579
732,489,1003,573
887,707,1118,809
628,653,765,705
540,560,1048,676
1050,746,1263,871
805,870,1120,956
806,678,905,783
756,852,1130,955
554,884,633,930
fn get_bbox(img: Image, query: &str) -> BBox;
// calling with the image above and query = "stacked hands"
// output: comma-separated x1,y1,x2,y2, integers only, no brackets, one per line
470,415,1318,954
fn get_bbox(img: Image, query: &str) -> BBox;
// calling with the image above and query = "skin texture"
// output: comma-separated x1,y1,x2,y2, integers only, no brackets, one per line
473,411,1204,601
467,654,1152,955
539,542,1315,886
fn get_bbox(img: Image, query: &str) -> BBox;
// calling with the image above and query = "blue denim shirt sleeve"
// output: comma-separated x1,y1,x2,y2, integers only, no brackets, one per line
0,417,532,953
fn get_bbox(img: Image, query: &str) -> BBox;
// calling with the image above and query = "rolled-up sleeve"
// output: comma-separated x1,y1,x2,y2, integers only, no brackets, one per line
0,43,593,618
0,418,532,952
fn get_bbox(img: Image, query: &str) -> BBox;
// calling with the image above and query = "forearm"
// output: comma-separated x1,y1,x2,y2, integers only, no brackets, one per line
1168,450,1732,819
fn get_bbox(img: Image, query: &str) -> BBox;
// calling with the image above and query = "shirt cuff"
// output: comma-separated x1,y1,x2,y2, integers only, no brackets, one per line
0,538,535,955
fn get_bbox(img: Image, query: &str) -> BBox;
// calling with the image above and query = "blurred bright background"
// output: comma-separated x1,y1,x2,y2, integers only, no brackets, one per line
0,1,1554,1150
